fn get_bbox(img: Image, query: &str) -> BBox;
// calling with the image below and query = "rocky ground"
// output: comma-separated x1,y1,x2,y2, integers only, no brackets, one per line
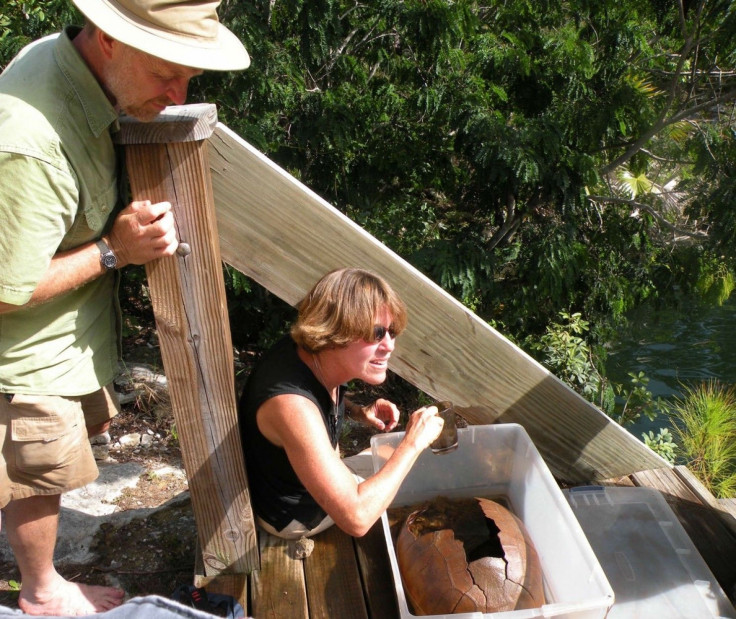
0,360,198,610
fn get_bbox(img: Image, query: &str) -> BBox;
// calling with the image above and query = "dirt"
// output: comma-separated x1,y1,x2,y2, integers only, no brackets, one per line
0,398,196,609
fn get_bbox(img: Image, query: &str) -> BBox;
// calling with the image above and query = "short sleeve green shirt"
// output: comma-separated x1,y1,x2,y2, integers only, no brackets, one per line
0,28,122,396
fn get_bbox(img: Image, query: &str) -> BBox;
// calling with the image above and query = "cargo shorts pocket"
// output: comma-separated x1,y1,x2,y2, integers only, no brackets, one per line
9,394,84,473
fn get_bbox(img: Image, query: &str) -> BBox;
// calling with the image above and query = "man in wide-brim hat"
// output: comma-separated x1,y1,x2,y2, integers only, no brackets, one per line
0,1,248,615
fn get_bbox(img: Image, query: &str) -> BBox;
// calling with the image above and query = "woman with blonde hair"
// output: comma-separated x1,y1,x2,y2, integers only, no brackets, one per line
238,268,443,539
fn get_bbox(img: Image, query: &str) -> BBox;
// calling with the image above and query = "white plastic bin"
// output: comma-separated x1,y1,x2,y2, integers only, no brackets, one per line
565,485,736,618
371,423,614,619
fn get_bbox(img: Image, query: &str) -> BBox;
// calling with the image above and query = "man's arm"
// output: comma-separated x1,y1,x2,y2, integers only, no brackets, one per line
0,199,178,315
0,242,105,314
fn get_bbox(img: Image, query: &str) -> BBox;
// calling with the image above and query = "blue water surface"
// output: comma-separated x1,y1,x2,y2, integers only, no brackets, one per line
605,296,736,439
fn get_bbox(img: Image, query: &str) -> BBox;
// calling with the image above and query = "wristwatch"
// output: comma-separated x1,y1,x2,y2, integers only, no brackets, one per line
96,238,118,271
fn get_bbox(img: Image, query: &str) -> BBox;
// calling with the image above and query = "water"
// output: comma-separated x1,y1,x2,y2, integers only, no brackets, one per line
605,296,736,439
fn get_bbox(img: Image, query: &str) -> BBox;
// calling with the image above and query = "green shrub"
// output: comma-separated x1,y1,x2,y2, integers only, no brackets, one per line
665,380,736,498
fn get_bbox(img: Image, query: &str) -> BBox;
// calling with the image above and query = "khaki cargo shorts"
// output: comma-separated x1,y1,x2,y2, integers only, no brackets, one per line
0,384,119,509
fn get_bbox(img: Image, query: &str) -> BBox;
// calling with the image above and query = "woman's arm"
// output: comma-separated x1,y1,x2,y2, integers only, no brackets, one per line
257,394,443,537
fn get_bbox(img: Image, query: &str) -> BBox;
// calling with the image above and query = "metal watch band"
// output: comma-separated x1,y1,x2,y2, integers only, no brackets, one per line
96,238,118,271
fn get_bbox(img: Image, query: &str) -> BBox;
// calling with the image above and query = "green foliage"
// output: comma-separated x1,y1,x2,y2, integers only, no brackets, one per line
665,380,736,499
642,428,676,464
525,311,603,402
207,0,736,347
525,312,673,461
225,266,296,351
612,371,662,427
0,0,79,68
695,256,736,307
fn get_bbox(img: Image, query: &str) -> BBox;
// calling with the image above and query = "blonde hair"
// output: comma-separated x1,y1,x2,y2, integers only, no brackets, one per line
291,268,408,353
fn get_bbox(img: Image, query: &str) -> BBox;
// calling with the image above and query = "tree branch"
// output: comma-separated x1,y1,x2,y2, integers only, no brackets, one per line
587,195,708,240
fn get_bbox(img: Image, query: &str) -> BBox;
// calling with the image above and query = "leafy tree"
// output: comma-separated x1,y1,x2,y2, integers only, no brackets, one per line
0,1,78,64
5,1,736,436
197,1,736,344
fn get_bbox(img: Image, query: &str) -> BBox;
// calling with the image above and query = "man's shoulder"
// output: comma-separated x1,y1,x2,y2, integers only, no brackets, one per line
0,96,64,168
2,32,59,73
0,32,59,92
0,33,66,164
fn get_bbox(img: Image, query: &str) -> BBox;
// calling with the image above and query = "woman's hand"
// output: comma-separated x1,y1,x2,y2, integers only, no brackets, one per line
350,398,400,432
403,405,444,451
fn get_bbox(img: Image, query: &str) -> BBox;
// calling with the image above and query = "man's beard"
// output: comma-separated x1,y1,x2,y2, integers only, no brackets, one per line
103,64,169,122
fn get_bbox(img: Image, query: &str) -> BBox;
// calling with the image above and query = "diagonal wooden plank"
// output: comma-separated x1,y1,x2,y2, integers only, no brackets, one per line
303,526,368,619
208,123,668,482
251,533,308,619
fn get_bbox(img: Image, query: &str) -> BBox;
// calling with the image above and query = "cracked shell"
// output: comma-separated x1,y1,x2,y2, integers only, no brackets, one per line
396,496,545,615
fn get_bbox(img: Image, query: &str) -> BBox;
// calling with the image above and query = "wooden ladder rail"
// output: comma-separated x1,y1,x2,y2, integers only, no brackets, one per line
115,105,258,607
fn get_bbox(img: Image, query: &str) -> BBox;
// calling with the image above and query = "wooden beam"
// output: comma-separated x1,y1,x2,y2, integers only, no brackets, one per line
250,533,308,618
303,527,368,619
207,123,668,482
354,521,401,618
116,105,258,574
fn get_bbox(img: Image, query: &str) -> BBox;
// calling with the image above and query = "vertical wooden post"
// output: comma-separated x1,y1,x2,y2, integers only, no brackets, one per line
115,104,258,575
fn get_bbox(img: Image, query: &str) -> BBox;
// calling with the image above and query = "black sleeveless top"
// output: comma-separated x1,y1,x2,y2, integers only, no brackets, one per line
238,335,346,531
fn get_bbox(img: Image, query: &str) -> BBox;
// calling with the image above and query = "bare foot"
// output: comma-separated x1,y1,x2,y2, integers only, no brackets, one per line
19,579,125,616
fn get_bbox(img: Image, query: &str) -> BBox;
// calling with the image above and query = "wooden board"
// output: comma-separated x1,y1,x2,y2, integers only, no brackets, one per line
720,498,736,523
251,533,308,618
118,106,258,574
674,464,736,536
207,123,667,482
354,521,401,618
303,526,368,619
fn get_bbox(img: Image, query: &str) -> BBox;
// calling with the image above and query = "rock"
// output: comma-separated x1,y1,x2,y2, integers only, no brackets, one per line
114,362,169,406
90,431,111,446
119,363,168,387
117,432,142,447
92,444,111,460
293,535,315,559
0,459,189,570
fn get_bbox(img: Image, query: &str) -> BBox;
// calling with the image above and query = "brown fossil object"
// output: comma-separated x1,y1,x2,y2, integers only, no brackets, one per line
396,496,545,615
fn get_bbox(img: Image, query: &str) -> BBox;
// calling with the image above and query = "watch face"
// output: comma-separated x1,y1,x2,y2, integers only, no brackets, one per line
102,252,117,269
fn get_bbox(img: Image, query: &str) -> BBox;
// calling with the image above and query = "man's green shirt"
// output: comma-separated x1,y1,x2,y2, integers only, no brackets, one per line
0,28,122,396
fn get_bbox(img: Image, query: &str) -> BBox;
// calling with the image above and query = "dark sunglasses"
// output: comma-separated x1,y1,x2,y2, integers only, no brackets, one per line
373,325,397,341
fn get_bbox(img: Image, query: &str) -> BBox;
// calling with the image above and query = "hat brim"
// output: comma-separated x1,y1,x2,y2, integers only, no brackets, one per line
73,0,250,71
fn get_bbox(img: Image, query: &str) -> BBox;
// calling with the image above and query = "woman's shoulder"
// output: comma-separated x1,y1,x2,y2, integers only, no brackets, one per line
243,335,318,406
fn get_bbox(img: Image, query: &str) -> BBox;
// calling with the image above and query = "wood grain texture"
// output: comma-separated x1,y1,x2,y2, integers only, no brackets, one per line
251,533,308,619
207,123,667,482
123,131,258,574
117,103,217,144
303,526,368,619
353,521,401,619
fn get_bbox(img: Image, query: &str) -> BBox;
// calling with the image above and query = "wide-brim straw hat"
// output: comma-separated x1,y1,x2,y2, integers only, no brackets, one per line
72,0,249,71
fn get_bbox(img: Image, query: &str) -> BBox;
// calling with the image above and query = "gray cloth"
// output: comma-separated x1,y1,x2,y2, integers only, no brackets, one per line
0,595,250,618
